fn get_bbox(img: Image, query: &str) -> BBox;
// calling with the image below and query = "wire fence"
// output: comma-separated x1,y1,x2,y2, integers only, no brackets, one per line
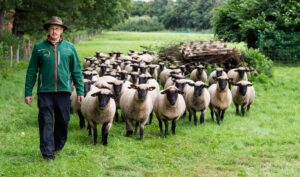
258,31,300,63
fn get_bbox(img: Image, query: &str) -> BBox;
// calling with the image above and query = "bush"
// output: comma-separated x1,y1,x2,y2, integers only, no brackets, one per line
0,30,22,60
113,16,165,32
240,48,274,83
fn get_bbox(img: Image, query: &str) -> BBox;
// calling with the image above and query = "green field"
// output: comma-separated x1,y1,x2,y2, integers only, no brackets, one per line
0,31,299,177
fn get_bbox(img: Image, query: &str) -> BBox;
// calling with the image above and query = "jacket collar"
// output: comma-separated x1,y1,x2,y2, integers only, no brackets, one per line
47,35,63,46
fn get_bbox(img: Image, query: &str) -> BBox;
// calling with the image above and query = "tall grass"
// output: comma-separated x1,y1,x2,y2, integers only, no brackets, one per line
0,32,299,177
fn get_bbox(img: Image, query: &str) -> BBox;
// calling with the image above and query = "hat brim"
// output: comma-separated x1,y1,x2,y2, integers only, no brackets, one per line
43,23,68,31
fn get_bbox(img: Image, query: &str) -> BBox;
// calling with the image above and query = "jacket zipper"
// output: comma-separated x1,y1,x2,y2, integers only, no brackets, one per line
54,44,58,92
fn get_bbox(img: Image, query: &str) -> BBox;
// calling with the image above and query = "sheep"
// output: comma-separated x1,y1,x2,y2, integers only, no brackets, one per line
120,84,156,139
231,80,255,116
190,64,207,83
107,79,125,122
137,74,160,124
227,67,248,84
70,79,95,128
208,75,232,125
80,87,116,145
148,64,159,81
208,67,227,85
184,81,210,125
154,85,186,136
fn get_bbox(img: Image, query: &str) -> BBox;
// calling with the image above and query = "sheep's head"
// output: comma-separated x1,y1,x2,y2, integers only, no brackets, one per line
196,65,205,73
118,70,128,81
161,86,183,106
217,75,229,90
189,81,207,97
130,72,139,84
139,65,147,74
107,80,123,96
148,65,157,75
129,84,155,101
91,89,114,108
175,79,187,93
235,67,247,78
138,74,150,84
83,79,95,97
233,81,253,96
216,67,224,77
159,62,165,72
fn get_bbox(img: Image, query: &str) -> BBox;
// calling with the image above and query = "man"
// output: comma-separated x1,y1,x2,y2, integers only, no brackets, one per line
24,16,84,160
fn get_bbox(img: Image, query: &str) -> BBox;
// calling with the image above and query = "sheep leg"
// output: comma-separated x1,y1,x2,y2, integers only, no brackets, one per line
247,104,251,111
188,110,193,122
241,104,246,116
87,124,92,136
125,120,133,137
101,122,109,146
235,103,239,115
139,122,145,140
114,111,119,122
200,111,204,124
193,110,197,126
182,110,186,119
221,109,226,121
158,118,163,136
134,122,139,135
171,119,176,134
93,126,98,145
163,119,169,136
210,108,214,121
216,110,221,125
77,110,85,129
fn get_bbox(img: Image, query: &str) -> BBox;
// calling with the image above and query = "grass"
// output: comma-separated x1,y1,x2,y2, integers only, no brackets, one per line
0,31,300,177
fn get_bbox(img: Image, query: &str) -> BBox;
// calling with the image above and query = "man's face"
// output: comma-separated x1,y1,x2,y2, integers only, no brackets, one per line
48,25,64,40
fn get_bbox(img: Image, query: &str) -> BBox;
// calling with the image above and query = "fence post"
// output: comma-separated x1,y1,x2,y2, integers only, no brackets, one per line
16,45,20,63
10,46,13,66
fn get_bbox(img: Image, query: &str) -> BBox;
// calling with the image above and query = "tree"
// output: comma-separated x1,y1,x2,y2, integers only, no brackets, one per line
212,0,300,48
10,0,131,35
0,0,21,33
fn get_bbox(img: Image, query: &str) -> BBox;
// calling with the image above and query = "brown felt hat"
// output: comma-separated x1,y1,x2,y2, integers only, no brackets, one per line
43,16,68,31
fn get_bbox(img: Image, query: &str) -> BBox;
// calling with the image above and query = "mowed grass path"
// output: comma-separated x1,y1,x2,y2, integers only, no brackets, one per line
0,32,299,177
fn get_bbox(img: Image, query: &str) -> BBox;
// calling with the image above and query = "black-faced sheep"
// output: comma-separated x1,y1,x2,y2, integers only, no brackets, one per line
208,67,227,85
154,85,186,136
231,80,255,116
120,84,155,139
80,88,116,145
190,64,207,83
208,75,232,125
184,81,210,125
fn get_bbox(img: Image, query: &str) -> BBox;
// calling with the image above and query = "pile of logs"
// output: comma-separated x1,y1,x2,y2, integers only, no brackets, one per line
158,40,242,70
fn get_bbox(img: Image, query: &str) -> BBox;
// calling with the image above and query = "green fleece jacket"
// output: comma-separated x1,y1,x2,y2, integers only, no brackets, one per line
25,38,84,96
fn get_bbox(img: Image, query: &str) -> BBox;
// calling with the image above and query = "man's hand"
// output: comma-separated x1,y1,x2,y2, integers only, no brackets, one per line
77,96,84,104
25,96,33,105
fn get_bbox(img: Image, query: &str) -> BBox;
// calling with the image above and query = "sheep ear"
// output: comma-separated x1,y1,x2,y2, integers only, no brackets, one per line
91,91,100,97
147,86,156,91
161,89,167,94
247,83,253,87
212,76,217,81
188,82,195,86
107,82,114,85
129,84,138,89
232,83,239,86
177,89,184,95
110,94,116,99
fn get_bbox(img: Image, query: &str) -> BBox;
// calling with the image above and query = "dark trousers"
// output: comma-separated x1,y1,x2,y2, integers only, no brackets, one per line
37,92,71,157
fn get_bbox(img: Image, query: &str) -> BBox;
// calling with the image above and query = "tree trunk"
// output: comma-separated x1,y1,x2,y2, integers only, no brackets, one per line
0,8,5,34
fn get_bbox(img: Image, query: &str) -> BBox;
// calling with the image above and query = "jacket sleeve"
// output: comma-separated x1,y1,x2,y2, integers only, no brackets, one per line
25,45,39,97
70,45,84,96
